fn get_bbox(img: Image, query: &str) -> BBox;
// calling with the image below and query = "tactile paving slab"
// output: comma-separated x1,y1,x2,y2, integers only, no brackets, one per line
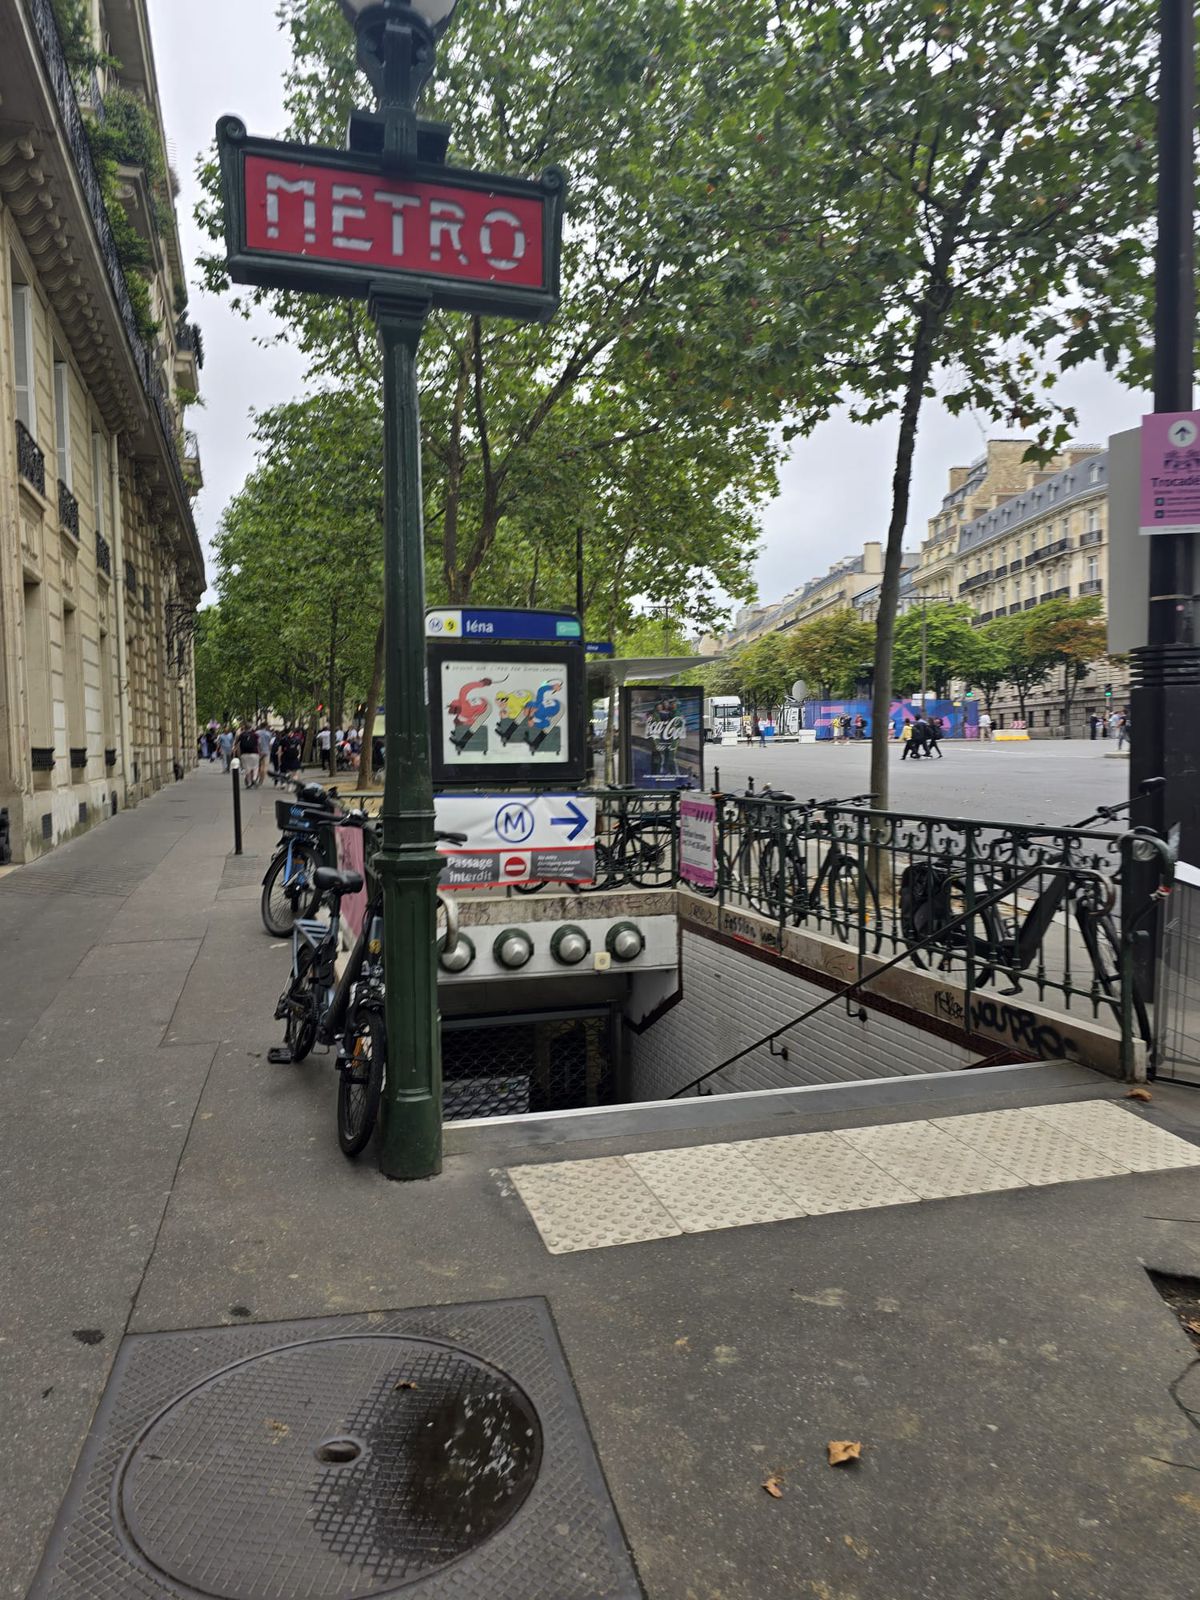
28,1299,642,1600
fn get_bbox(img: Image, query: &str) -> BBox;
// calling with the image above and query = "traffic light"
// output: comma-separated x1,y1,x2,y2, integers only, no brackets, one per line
1104,684,1112,700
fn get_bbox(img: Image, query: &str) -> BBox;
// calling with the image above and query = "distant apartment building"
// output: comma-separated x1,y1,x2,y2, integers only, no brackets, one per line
720,541,919,651
0,0,203,862
950,447,1123,733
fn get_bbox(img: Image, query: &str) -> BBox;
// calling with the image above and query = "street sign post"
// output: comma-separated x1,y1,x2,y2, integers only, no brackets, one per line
216,10,564,1181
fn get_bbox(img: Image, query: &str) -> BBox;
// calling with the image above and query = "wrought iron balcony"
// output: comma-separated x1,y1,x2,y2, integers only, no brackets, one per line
27,0,193,512
175,317,204,368
1009,557,1023,573
993,563,1008,579
959,570,992,593
1080,528,1103,548
1026,537,1072,567
1023,597,1039,610
1047,585,1072,601
58,479,80,540
16,420,46,495
31,747,55,772
95,531,111,576
1079,578,1104,596
69,747,88,769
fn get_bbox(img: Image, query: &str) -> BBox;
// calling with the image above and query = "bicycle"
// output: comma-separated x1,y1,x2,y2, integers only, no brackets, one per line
259,778,343,937
513,787,677,894
902,780,1165,1044
717,788,882,949
268,825,466,1157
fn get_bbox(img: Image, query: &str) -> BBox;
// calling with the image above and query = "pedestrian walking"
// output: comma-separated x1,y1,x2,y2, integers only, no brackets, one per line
927,715,945,758
1117,712,1130,750
900,718,916,759
218,727,233,772
854,713,866,740
257,720,272,785
238,725,260,786
911,714,931,758
752,716,766,749
978,711,992,741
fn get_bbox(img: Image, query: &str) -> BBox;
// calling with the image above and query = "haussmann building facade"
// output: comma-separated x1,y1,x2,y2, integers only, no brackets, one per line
0,0,203,864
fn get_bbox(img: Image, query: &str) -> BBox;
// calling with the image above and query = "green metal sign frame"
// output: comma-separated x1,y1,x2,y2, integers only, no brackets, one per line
216,116,565,322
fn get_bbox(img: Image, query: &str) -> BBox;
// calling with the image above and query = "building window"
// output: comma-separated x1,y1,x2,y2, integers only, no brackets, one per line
53,352,71,489
1087,506,1100,534
1085,554,1099,584
10,275,34,431
92,431,107,536
1089,462,1101,484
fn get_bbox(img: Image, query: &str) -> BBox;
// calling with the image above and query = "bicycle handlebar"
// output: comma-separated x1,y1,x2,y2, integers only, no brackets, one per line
1074,775,1164,831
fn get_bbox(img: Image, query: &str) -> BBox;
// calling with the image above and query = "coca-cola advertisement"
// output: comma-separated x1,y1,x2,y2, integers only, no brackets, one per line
621,685,704,790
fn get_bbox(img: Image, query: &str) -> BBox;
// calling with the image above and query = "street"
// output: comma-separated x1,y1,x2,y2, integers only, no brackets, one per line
709,738,1130,827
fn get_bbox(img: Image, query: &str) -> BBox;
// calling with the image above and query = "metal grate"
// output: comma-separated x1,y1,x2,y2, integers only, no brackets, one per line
1156,875,1200,1086
443,1010,616,1121
28,1300,641,1600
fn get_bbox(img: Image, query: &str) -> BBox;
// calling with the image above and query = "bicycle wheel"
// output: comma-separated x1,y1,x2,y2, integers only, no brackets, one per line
1079,910,1152,1047
261,842,320,937
826,858,883,952
754,838,787,918
284,947,319,1063
628,820,677,888
338,1011,384,1157
511,879,545,895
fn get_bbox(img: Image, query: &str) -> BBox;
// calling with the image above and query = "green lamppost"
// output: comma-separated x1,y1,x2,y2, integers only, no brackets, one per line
337,0,459,1180
216,0,563,1182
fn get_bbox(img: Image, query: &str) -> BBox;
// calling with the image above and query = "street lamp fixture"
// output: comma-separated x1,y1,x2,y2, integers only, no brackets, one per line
338,0,460,164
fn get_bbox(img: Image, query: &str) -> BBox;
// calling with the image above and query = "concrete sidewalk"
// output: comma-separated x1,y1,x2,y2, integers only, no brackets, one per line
3,764,1200,1600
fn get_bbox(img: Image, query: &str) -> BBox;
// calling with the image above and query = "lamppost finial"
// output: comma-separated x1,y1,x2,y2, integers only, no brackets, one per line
338,0,460,166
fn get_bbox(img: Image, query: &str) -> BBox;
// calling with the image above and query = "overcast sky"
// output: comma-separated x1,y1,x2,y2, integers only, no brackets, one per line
147,0,1152,613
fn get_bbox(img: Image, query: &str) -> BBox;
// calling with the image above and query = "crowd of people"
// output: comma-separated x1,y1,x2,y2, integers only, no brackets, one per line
196,723,379,785
898,714,945,759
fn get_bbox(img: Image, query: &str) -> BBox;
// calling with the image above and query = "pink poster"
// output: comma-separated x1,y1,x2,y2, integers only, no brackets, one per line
336,826,368,940
1140,411,1200,536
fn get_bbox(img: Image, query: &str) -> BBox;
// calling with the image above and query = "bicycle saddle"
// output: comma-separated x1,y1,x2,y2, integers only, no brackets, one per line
313,867,364,897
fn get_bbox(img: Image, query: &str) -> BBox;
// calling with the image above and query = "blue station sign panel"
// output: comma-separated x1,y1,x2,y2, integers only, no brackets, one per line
426,607,582,643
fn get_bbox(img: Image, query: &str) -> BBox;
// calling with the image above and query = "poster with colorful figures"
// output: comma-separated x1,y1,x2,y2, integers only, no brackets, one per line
439,659,571,768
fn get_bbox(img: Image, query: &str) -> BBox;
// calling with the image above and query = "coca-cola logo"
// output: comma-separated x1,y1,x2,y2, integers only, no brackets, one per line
644,715,686,741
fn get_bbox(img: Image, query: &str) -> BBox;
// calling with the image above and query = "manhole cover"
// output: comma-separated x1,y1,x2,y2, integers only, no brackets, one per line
30,1299,642,1599
118,1337,541,1597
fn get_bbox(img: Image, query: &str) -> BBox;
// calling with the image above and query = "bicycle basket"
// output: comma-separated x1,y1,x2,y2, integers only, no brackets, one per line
275,799,328,835
899,862,956,948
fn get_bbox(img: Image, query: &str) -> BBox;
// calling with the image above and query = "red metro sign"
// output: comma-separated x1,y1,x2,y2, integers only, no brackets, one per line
216,118,564,322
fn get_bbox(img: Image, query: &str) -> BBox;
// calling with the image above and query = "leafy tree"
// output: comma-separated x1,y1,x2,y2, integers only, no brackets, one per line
1024,596,1109,736
739,0,1155,814
957,622,1010,716
196,0,787,632
207,391,385,771
891,603,978,698
987,611,1056,724
785,609,874,698
730,634,795,716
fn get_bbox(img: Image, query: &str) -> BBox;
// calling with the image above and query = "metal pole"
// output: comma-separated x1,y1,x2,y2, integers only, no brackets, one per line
575,524,585,620
370,286,442,1182
1130,0,1200,955
230,759,243,855
920,600,928,704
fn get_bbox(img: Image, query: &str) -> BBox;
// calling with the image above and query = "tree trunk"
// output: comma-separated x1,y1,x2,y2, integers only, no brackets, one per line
869,308,940,847
360,615,385,788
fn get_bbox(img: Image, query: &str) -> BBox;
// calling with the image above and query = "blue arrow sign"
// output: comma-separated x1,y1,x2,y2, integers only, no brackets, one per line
551,799,588,841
